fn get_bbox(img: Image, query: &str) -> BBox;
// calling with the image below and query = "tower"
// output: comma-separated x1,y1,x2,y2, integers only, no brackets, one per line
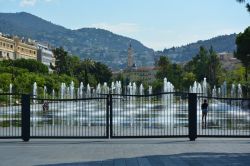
127,43,134,69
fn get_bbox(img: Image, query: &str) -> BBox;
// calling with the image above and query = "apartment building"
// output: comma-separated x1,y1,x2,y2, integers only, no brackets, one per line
0,34,15,59
0,33,37,60
36,43,55,71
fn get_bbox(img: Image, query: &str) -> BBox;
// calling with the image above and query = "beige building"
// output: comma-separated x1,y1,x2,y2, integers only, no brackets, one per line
0,34,37,60
218,52,241,70
113,67,159,84
0,35,15,60
112,43,159,84
123,66,159,84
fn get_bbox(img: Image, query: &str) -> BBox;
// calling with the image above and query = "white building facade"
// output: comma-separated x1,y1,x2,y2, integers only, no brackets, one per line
36,43,55,72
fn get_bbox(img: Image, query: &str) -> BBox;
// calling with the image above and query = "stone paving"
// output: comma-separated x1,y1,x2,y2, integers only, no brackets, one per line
0,138,250,166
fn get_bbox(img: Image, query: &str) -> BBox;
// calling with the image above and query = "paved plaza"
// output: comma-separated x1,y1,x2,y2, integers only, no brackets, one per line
0,138,250,166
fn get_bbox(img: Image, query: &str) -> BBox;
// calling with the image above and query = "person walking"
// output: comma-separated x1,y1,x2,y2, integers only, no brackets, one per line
42,101,49,112
201,99,208,129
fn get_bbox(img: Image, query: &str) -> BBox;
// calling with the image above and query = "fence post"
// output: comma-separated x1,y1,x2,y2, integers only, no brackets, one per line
188,93,197,141
109,94,113,138
106,94,110,138
21,94,30,142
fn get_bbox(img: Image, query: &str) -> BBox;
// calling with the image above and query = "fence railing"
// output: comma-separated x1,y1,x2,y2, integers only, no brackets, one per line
0,93,249,141
197,96,250,137
29,96,108,139
110,93,190,138
0,93,22,138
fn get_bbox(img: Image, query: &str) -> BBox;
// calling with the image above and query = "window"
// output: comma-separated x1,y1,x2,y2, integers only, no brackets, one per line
10,45,13,49
0,51,2,57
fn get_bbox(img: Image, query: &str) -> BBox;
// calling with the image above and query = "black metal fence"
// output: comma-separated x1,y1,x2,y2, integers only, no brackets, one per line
0,93,249,141
0,93,22,138
197,96,250,137
29,96,108,139
110,93,190,138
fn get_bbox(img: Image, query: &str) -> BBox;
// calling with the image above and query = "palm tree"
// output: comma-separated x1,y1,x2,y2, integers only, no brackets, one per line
82,59,96,85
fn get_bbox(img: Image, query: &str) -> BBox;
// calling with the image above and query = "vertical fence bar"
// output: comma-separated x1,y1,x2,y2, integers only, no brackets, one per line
188,93,197,141
21,94,30,142
109,94,113,138
106,94,110,138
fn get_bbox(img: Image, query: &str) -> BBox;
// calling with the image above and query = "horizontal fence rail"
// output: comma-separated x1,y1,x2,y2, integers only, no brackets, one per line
197,96,250,137
110,93,189,138
29,97,108,138
0,93,22,138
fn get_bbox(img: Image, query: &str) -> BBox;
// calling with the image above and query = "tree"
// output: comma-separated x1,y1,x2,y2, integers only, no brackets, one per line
182,72,196,89
207,47,222,86
184,46,223,87
155,56,185,91
190,46,209,82
235,26,250,81
52,47,70,75
12,59,48,74
235,26,250,97
236,0,250,13
0,73,12,92
156,56,173,80
93,62,112,84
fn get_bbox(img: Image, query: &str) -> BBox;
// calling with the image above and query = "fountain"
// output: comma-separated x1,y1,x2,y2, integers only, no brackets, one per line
163,78,175,108
1,77,248,135
52,89,55,99
60,83,66,99
237,84,243,98
231,84,236,98
221,81,227,97
202,78,208,96
212,86,217,98
69,81,74,99
43,86,47,98
33,82,37,103
79,82,84,98
86,84,91,98
9,83,13,105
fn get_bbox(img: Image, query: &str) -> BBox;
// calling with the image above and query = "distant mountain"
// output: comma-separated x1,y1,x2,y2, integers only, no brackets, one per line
0,12,238,67
156,34,237,63
0,12,155,69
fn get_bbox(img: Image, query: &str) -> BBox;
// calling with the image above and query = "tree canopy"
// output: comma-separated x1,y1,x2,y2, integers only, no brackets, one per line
1,59,48,74
53,48,112,86
237,0,250,12
235,26,250,81
0,47,112,96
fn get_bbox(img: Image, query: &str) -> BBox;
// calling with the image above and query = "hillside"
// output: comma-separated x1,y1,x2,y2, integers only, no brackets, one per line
0,12,155,69
156,34,237,62
0,12,238,67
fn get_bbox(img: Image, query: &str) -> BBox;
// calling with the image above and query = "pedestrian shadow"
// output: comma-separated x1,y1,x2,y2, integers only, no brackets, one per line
36,152,250,166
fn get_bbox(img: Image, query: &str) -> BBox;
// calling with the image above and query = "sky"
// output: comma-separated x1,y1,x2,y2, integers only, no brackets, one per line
0,0,249,50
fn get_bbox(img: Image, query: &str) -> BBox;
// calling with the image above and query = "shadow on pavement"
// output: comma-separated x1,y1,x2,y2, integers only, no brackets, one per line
36,152,250,166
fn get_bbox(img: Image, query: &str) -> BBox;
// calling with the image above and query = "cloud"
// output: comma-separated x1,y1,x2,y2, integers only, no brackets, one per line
91,23,140,36
20,0,37,6
20,0,54,7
